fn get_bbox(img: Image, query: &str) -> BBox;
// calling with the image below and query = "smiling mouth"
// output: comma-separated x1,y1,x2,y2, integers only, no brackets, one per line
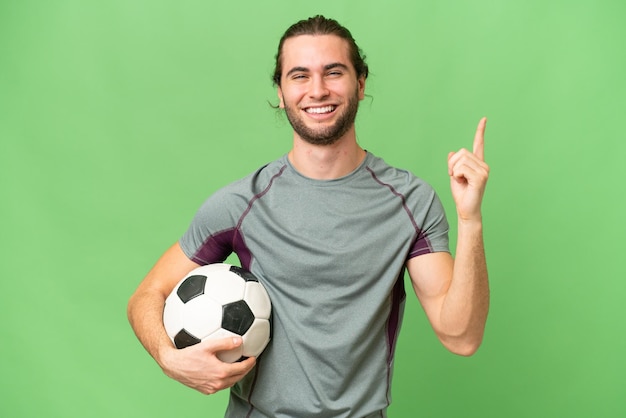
304,105,336,114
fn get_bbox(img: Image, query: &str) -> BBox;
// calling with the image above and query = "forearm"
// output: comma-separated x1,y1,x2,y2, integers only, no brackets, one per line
128,243,200,366
439,219,489,354
127,289,174,368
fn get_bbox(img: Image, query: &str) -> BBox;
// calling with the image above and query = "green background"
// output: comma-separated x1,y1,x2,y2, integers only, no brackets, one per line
2,0,624,417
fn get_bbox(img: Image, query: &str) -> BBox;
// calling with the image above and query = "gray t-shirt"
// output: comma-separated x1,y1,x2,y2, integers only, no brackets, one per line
180,152,449,418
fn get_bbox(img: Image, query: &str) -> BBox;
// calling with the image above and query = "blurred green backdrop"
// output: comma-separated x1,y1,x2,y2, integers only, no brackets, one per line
1,0,624,417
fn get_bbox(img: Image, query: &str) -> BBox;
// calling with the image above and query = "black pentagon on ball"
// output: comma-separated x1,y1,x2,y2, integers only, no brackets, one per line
222,300,255,335
174,329,201,349
229,266,258,282
177,275,207,303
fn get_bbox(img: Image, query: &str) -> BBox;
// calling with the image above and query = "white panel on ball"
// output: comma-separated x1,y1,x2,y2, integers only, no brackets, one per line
242,319,271,357
203,270,246,305
243,282,272,319
182,296,222,338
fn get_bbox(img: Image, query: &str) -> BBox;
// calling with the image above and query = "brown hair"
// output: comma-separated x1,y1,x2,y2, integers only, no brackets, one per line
272,15,369,86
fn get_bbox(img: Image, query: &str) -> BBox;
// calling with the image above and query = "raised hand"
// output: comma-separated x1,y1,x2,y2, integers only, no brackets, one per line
447,117,490,222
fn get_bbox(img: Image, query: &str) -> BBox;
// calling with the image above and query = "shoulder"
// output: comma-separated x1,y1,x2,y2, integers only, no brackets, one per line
213,155,289,198
363,152,436,195
189,155,287,219
363,153,448,229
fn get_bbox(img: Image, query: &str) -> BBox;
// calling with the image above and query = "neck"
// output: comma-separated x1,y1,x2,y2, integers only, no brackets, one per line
288,130,366,180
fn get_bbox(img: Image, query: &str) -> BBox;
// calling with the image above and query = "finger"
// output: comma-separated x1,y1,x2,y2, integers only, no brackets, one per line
447,151,456,176
449,151,490,180
473,117,487,161
230,356,257,375
448,149,478,175
218,358,256,390
198,336,243,354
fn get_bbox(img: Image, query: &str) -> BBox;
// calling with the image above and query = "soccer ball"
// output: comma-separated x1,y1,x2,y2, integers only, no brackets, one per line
163,263,272,363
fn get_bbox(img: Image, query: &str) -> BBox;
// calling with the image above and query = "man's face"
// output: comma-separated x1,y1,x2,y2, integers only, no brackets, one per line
277,35,366,146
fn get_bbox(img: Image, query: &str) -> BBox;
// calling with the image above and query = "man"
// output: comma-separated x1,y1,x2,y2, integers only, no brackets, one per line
128,15,489,418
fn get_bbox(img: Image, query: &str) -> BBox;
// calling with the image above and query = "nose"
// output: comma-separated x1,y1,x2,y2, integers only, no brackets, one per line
308,75,330,99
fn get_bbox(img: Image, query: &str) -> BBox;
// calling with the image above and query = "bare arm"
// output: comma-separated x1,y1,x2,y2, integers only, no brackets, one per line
407,118,490,356
127,242,256,394
407,224,488,355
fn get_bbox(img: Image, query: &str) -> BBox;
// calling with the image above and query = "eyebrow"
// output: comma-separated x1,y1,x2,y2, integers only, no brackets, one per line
285,62,350,77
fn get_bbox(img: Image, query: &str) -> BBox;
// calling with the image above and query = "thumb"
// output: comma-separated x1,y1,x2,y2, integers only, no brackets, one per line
198,336,243,354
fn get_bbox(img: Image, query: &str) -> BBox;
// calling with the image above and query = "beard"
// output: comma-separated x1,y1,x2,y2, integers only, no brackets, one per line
283,87,360,146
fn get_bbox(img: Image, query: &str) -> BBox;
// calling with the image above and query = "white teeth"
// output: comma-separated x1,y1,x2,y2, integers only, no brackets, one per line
305,105,335,114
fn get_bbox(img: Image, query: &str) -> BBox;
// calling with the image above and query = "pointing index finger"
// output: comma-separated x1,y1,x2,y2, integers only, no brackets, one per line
473,117,487,161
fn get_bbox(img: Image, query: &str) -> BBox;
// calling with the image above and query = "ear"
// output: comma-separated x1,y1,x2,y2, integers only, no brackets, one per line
277,86,285,108
357,76,366,101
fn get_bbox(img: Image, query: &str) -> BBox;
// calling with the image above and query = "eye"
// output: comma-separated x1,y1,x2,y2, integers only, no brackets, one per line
291,73,308,80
